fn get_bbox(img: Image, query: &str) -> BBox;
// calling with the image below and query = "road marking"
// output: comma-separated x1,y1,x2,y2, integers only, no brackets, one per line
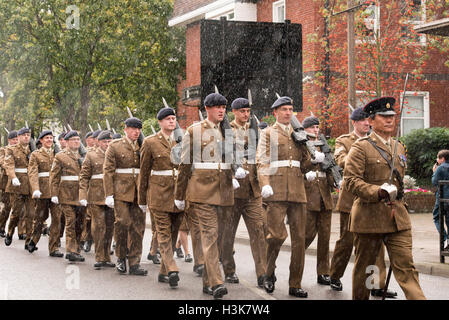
239,278,276,300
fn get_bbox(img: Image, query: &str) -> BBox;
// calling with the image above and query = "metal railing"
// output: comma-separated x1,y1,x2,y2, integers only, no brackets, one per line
439,180,449,263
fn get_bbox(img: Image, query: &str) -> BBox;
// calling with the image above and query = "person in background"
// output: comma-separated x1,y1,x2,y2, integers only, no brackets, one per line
432,149,449,250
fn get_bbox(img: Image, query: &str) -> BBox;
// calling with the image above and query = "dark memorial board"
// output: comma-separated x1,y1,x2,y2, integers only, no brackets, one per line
200,18,302,117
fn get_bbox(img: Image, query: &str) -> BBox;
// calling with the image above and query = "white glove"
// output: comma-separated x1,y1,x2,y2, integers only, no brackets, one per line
139,205,147,213
235,167,249,179
105,196,114,208
32,190,42,199
79,199,88,207
305,171,316,182
380,183,398,202
261,185,274,198
51,196,59,204
311,151,325,164
12,178,21,187
337,179,343,189
174,200,185,211
232,178,240,190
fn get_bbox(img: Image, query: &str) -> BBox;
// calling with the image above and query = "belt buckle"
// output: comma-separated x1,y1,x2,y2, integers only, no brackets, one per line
289,160,292,168
218,162,221,172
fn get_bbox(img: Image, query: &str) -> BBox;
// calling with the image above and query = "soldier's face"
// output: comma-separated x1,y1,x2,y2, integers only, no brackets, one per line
67,137,80,150
59,139,67,149
98,139,111,151
205,105,226,123
124,126,141,142
40,135,54,149
19,133,30,145
159,115,176,131
8,138,18,146
368,114,395,135
352,118,370,135
232,108,250,125
304,125,319,137
273,105,293,125
86,137,95,147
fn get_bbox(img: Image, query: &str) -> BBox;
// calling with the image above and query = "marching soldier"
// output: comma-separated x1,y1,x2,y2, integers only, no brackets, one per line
103,117,147,276
4,127,34,248
50,130,86,262
56,132,67,241
139,107,183,287
344,97,425,300
175,92,247,299
27,130,63,257
0,130,18,237
79,130,115,269
221,97,267,287
302,116,335,286
329,107,396,298
84,131,95,149
256,96,324,298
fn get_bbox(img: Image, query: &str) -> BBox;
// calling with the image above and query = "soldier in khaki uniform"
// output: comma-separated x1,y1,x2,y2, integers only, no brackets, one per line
139,107,183,287
57,132,67,241
50,130,86,262
221,97,267,287
329,107,396,298
103,117,147,276
175,93,247,299
79,130,115,269
0,131,18,238
4,127,34,248
256,96,324,298
302,116,335,286
345,97,425,300
185,202,205,276
27,130,63,257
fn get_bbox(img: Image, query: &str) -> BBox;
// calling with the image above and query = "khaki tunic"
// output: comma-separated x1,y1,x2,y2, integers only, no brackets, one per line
4,143,31,195
28,148,54,199
50,149,82,206
79,147,106,205
0,147,9,190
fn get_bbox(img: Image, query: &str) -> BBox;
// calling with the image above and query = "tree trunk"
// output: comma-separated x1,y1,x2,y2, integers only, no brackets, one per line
80,84,91,138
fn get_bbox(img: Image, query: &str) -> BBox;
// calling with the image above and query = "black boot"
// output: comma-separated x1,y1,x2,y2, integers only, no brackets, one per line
193,264,204,277
129,264,148,276
317,274,331,285
116,258,127,274
289,287,308,298
4,234,12,246
27,240,38,253
225,273,239,284
158,274,169,283
0,230,5,238
83,240,92,253
147,252,161,264
212,284,228,300
168,271,179,288
330,278,343,291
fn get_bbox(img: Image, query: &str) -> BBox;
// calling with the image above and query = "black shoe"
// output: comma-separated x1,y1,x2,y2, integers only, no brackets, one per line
94,262,104,269
117,259,127,274
103,261,115,268
330,278,343,291
156,249,161,259
27,240,38,253
67,252,85,262
257,275,266,288
158,274,169,283
289,287,308,298
193,264,204,277
203,286,213,295
371,289,398,298
225,273,239,284
212,284,228,300
0,230,5,238
79,241,85,252
83,240,93,253
175,247,184,258
185,254,193,263
129,264,148,276
42,227,49,236
147,252,161,264
168,272,179,288
18,234,26,240
4,235,12,246
49,250,64,258
263,274,275,294
317,274,331,285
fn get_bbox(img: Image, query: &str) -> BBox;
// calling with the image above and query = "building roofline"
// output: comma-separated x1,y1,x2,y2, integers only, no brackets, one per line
169,0,234,27
414,17,449,36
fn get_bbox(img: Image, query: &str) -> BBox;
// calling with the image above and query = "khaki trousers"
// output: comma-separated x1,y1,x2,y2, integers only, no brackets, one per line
149,210,159,255
60,204,85,254
31,199,60,253
7,194,33,243
352,230,426,300
305,208,332,275
81,206,93,243
185,204,204,269
90,204,114,262
266,201,306,288
0,191,12,230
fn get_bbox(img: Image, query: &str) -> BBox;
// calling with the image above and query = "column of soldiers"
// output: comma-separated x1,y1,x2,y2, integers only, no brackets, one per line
0,93,426,300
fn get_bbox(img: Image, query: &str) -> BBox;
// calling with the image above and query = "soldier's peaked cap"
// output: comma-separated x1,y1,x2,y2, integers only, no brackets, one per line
124,117,142,129
302,116,319,129
7,130,17,139
91,130,102,139
98,130,113,141
157,107,176,120
350,107,369,121
204,93,227,107
363,97,396,116
64,130,79,140
231,98,250,110
18,127,30,135
271,96,293,109
38,130,53,141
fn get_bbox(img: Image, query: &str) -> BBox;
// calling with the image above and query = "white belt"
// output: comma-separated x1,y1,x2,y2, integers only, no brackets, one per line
38,172,50,178
115,168,140,174
308,171,327,178
151,169,178,176
14,168,28,173
270,160,301,168
61,176,79,181
91,174,104,179
193,163,231,170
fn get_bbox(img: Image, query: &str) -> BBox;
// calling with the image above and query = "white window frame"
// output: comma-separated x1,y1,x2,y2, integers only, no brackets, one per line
401,0,427,46
400,91,429,136
272,0,286,23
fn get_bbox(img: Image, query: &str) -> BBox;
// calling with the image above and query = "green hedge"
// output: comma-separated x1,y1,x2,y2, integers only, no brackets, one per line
401,127,449,184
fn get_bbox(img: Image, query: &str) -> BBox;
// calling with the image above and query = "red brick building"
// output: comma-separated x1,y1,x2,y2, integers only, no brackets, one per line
169,0,449,137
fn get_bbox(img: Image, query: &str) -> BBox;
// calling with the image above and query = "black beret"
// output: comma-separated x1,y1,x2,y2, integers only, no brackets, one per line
112,133,122,139
231,98,250,110
91,130,102,138
98,130,113,141
271,96,293,109
157,107,176,120
18,127,30,135
350,107,369,121
84,131,93,139
64,130,79,140
258,122,268,129
363,97,396,116
38,130,53,141
7,130,17,139
204,93,227,107
58,132,66,140
302,116,319,129
124,117,142,129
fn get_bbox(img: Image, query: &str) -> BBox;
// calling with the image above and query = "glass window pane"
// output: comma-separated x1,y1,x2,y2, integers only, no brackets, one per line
403,119,424,135
278,5,284,22
403,95,424,117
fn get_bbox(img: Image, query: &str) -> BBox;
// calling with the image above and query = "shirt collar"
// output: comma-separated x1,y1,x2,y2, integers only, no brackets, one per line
232,120,249,130
160,130,173,143
125,136,137,148
206,119,220,130
275,121,291,132
373,131,391,146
